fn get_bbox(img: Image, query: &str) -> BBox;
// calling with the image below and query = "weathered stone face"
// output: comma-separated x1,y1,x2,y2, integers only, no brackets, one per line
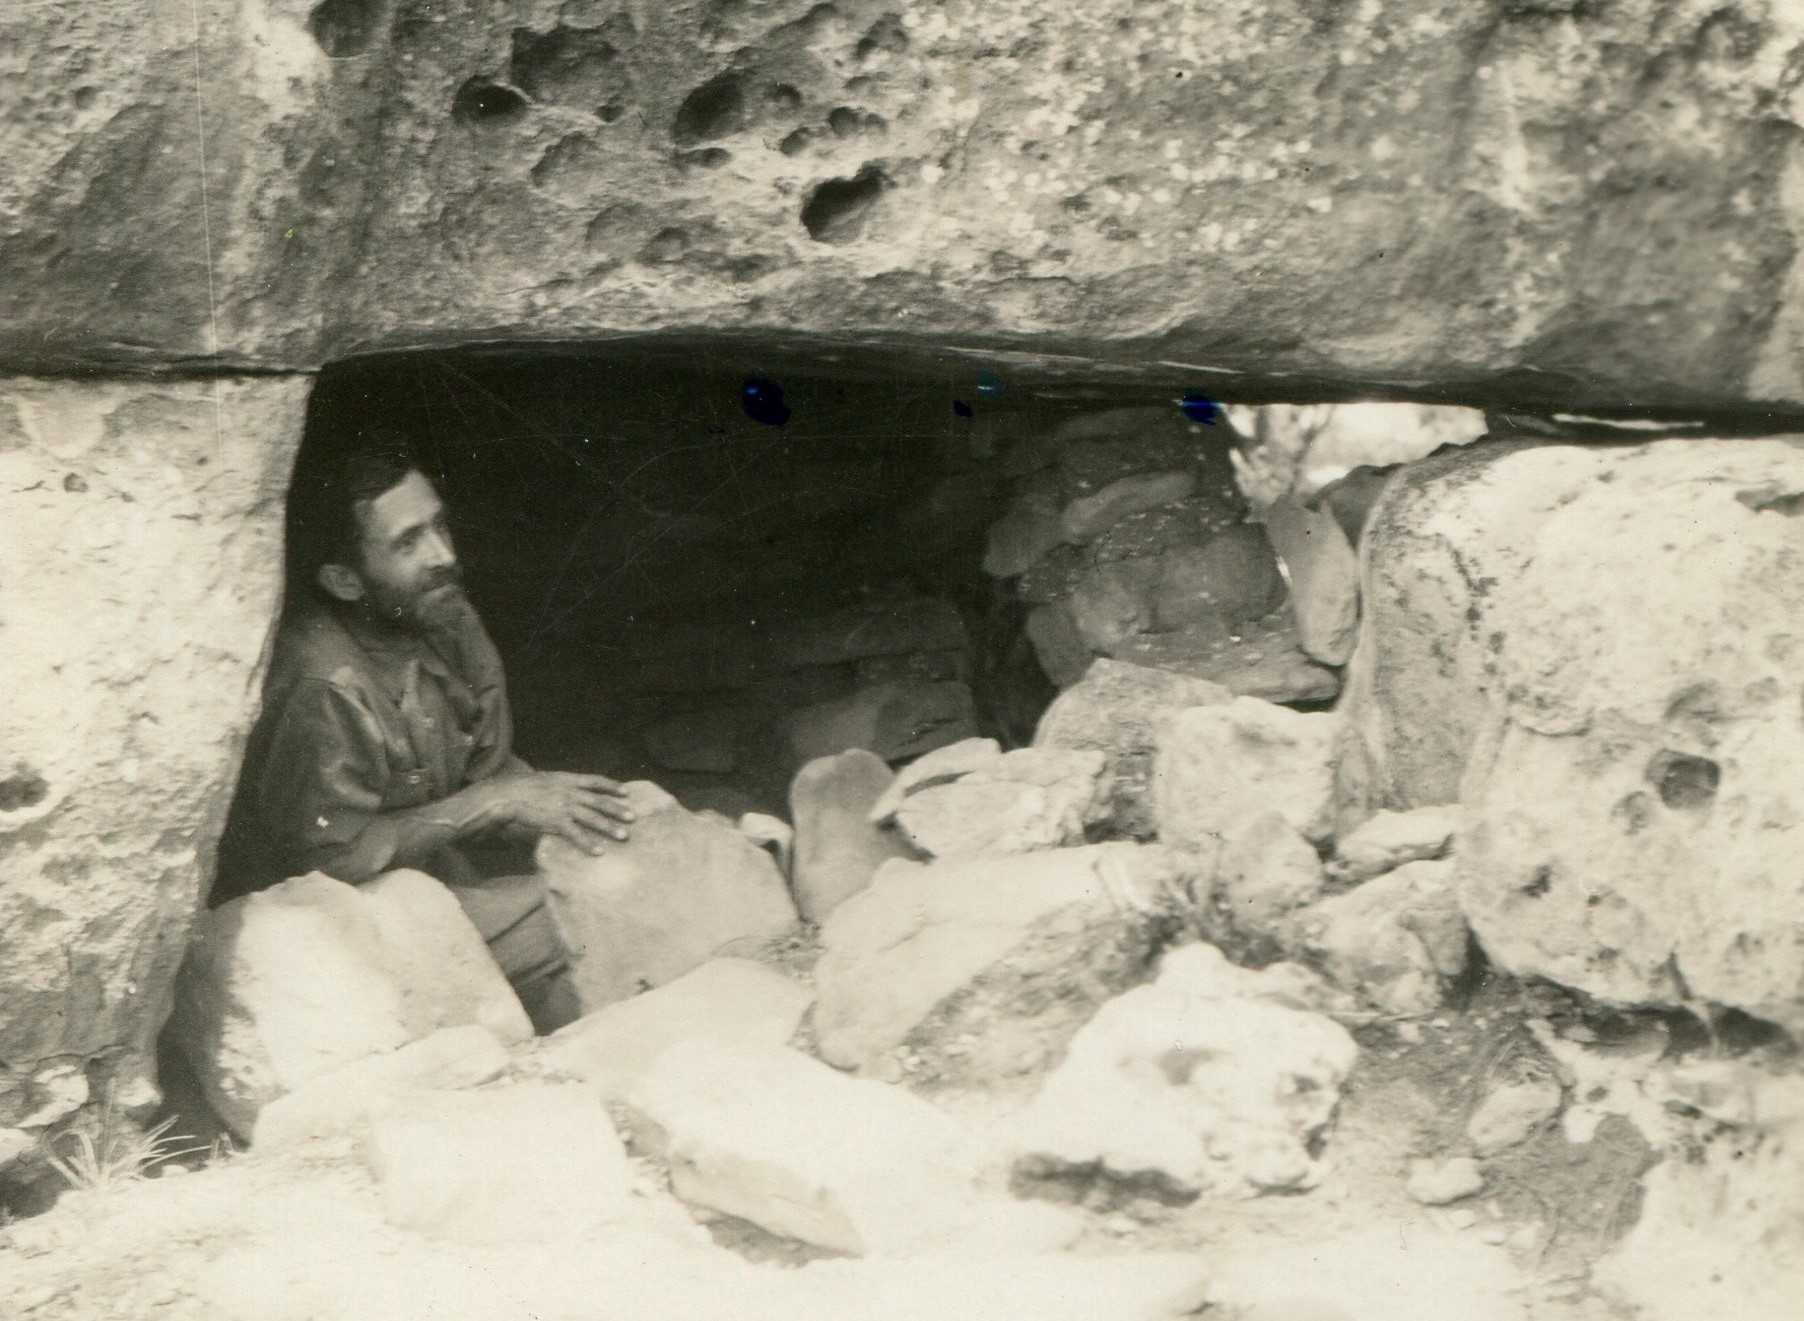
10,1,1804,410
1341,437,1804,1030
0,377,305,1135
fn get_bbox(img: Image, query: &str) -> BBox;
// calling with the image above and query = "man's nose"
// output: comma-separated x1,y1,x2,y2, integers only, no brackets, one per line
423,526,457,569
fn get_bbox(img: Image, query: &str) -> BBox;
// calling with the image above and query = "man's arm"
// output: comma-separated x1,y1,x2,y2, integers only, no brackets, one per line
248,680,631,886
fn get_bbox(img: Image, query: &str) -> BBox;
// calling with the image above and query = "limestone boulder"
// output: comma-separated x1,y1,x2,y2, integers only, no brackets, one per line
789,749,913,921
628,1039,1078,1256
1343,439,1804,1029
540,781,799,1011
1293,860,1469,1018
171,870,532,1138
364,1083,631,1244
1154,698,1341,851
15,2,1804,421
1215,813,1324,933
1013,942,1358,1199
536,957,813,1101
1034,659,1233,838
0,377,305,1137
814,843,1190,1080
252,1024,509,1152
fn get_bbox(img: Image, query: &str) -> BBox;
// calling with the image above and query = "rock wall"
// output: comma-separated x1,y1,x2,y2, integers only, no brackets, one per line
1339,437,1804,1030
0,376,305,1156
8,1,1804,412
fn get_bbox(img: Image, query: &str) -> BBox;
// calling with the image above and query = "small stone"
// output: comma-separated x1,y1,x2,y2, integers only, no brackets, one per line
868,737,1003,823
1292,859,1469,1016
1406,1156,1487,1206
737,812,794,876
1467,1074,1565,1156
364,1083,631,1244
1329,807,1459,884
790,749,913,923
1447,1208,1479,1230
1262,496,1361,666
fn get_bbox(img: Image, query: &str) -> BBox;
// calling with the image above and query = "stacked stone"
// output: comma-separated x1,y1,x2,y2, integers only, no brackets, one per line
981,405,1339,704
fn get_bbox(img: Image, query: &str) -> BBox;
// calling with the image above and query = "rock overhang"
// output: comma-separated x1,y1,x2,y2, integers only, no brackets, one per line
9,0,1804,417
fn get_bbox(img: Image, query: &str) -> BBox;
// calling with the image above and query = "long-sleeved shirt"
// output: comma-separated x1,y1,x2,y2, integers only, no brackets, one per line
212,595,516,903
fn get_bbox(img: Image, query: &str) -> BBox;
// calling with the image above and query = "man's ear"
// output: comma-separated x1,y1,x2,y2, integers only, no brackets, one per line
316,561,365,604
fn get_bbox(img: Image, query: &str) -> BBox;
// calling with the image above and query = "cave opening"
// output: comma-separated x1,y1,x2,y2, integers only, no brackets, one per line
294,343,1222,819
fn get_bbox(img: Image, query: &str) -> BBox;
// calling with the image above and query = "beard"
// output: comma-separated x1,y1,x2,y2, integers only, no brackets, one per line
362,564,467,633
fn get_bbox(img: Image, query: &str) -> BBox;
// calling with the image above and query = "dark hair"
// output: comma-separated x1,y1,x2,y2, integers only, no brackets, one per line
285,441,424,596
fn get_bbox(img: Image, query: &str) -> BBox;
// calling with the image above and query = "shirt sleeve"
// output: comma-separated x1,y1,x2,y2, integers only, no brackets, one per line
248,677,418,884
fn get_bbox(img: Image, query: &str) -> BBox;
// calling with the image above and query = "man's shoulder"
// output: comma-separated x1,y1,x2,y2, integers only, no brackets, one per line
267,605,380,696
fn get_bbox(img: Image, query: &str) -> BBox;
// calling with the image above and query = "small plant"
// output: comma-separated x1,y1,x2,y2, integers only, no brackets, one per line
44,1089,209,1193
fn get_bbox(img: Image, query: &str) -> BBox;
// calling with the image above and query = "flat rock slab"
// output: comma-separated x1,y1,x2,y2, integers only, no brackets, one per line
628,1039,1077,1257
1292,859,1469,1017
1034,658,1232,838
172,870,532,1138
1329,806,1459,884
1061,470,1198,543
887,747,1111,860
790,749,913,923
1155,697,1341,850
537,957,812,1101
252,1024,508,1152
541,782,799,1011
365,1083,631,1244
813,843,1187,1077
1014,942,1358,1199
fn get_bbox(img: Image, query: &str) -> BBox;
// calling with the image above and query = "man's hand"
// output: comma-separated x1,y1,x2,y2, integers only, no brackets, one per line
467,771,635,855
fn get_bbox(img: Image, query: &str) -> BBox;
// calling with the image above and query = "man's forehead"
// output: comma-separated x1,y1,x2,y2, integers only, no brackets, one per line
358,470,444,541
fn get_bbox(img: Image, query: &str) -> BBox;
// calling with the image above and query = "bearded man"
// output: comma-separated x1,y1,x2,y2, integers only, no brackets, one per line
215,444,632,1032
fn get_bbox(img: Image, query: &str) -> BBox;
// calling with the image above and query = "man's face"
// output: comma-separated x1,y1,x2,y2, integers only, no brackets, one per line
345,470,465,630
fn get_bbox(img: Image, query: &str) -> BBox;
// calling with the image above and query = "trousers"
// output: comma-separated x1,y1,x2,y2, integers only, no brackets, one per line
443,869,583,1035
